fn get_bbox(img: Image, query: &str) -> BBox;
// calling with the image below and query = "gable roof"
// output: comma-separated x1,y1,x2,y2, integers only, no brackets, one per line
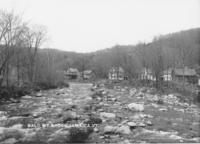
173,68,196,76
109,67,124,73
141,67,153,74
83,70,93,75
163,68,173,75
66,68,79,74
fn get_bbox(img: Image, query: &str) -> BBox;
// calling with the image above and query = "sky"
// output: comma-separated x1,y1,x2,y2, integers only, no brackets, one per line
0,0,199,53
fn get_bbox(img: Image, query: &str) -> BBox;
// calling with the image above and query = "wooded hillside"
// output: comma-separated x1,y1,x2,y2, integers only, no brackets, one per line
41,28,200,79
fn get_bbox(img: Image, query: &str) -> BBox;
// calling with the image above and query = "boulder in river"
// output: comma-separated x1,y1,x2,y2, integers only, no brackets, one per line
62,111,78,123
127,103,144,112
48,129,70,143
116,125,131,135
127,122,137,129
104,125,116,134
100,112,116,119
35,93,43,97
0,138,17,144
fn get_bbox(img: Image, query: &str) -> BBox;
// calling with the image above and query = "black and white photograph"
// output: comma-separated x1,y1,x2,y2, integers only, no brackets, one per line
0,0,199,143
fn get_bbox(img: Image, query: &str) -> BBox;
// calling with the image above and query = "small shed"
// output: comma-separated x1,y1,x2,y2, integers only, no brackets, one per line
172,67,197,84
82,70,95,80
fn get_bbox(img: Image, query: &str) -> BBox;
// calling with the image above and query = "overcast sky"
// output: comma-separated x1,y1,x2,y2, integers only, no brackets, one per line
0,0,199,53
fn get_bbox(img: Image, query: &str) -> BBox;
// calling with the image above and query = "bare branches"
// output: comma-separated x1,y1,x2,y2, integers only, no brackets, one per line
0,10,47,86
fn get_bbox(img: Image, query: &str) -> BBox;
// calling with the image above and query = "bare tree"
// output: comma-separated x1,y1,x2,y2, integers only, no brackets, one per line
149,38,164,89
0,10,25,87
24,25,47,85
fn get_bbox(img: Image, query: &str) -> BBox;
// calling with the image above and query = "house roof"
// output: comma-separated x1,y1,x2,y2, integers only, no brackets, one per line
163,68,173,75
109,67,124,73
173,68,196,76
141,68,153,74
66,68,79,74
83,70,93,75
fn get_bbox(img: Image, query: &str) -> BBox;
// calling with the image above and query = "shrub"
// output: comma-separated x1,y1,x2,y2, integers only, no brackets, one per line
68,127,93,143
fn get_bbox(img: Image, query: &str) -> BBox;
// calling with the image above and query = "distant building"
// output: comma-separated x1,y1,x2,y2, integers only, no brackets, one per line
172,67,197,84
162,68,172,81
66,68,79,79
108,67,126,80
140,67,156,81
82,70,95,80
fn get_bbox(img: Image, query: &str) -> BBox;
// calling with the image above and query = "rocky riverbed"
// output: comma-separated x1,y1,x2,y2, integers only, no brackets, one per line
0,82,199,143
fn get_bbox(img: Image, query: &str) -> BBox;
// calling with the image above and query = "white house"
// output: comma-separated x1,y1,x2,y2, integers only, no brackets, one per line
162,69,172,81
108,67,125,80
140,68,156,81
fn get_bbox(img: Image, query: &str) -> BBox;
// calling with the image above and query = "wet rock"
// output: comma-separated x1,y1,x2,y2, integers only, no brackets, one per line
127,103,144,112
157,99,164,105
97,97,102,101
151,103,159,108
0,124,25,142
83,105,92,111
22,95,32,99
97,109,104,112
159,108,168,111
21,131,37,142
64,104,77,111
20,112,31,117
116,125,131,135
162,94,179,105
31,107,48,118
130,88,137,96
110,134,120,139
62,111,78,123
127,122,137,129
104,126,116,134
119,139,131,144
99,102,104,106
35,93,43,97
0,111,7,116
102,90,108,95
120,120,129,125
94,127,99,132
130,113,145,120
10,98,20,103
100,112,116,119
91,86,97,91
0,138,17,144
90,93,100,99
173,108,184,113
110,98,117,102
48,129,70,143
99,136,104,139
10,124,23,129
146,120,153,126
137,123,145,127
0,116,7,121
98,83,105,88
